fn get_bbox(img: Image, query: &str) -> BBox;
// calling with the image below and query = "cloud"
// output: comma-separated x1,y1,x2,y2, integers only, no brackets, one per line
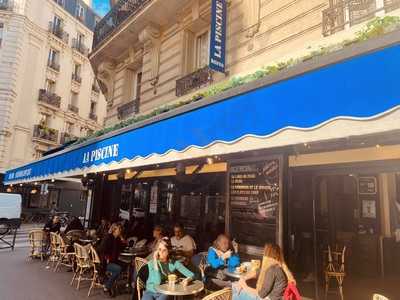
93,0,110,17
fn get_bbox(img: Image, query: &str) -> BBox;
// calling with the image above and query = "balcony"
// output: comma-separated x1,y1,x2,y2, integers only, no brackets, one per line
60,132,77,144
322,0,400,36
89,113,98,122
71,73,82,84
38,89,61,108
33,124,59,144
68,104,79,114
176,67,213,97
0,0,13,11
48,22,69,44
48,60,60,72
93,0,153,49
117,99,139,120
72,38,89,56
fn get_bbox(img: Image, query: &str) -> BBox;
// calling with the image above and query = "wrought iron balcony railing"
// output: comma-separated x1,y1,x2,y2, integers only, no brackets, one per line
48,21,69,44
60,132,77,144
176,67,213,97
68,104,79,114
89,113,98,122
47,60,60,72
33,124,59,143
0,0,13,11
72,38,89,56
117,98,139,120
93,0,152,49
322,0,400,36
38,89,61,108
71,73,82,84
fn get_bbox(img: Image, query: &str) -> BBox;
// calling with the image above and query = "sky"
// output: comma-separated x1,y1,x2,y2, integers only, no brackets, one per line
93,0,110,17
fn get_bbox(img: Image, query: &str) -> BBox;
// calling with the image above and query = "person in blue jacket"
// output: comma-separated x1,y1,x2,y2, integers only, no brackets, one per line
206,234,240,288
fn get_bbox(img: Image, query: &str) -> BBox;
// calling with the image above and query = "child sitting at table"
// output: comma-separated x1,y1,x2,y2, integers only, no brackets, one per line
206,234,240,289
144,237,194,300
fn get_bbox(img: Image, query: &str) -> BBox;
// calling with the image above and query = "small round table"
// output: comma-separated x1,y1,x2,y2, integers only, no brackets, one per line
78,238,94,245
155,280,204,300
224,262,253,279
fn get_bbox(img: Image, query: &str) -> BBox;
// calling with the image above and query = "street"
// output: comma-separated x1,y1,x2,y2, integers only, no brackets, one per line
0,225,130,300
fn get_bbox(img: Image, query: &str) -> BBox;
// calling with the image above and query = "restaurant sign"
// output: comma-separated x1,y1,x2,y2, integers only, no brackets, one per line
209,0,227,73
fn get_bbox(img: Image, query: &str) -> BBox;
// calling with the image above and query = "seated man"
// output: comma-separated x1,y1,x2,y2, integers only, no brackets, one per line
170,223,196,265
44,215,61,233
64,216,84,233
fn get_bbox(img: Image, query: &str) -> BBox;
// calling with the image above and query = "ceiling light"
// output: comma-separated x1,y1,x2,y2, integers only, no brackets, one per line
206,157,214,165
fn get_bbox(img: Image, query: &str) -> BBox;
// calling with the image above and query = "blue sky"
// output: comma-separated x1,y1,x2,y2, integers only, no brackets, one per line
93,0,110,17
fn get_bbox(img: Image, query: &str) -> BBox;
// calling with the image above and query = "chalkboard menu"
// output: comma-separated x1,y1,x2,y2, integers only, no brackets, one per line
229,158,281,247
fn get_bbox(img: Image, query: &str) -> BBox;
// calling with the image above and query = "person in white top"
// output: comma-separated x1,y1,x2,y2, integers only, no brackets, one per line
170,223,196,265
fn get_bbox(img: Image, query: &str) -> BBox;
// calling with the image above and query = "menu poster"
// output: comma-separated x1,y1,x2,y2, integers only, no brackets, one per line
229,158,281,246
149,182,158,214
359,177,377,195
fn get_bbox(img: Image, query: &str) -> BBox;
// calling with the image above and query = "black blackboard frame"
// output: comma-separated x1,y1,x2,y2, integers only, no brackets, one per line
226,154,284,253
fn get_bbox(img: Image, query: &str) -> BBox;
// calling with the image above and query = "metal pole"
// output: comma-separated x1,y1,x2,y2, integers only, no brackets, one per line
312,176,320,300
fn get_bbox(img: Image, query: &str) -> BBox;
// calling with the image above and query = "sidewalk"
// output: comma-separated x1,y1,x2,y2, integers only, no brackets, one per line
0,248,130,300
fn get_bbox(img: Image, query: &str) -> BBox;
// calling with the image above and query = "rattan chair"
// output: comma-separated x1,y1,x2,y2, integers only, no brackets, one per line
373,294,389,300
325,245,346,300
136,261,149,300
47,232,60,268
202,288,232,300
65,230,85,243
54,234,75,272
28,230,47,261
87,245,103,297
135,239,147,248
70,243,92,290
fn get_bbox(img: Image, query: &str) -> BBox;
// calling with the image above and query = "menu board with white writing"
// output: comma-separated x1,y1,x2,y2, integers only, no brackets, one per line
229,159,280,246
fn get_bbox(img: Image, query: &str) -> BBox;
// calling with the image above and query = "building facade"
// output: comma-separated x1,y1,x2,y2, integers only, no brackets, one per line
0,0,106,172
91,0,400,126
4,1,400,298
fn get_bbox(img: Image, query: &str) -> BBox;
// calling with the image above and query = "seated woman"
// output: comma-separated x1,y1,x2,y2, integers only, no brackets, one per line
98,223,127,297
232,243,295,300
206,234,240,288
144,237,194,300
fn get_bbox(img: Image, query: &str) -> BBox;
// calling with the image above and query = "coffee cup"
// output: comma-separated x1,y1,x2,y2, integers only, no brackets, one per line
168,274,177,287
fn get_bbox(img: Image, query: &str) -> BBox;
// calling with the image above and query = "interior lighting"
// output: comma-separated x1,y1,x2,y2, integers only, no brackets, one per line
206,157,214,165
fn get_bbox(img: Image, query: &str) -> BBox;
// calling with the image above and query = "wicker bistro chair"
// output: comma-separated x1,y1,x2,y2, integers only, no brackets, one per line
47,232,60,268
87,245,103,297
71,243,93,290
136,261,149,300
325,245,346,300
65,230,85,243
54,234,75,272
202,288,232,300
28,230,47,261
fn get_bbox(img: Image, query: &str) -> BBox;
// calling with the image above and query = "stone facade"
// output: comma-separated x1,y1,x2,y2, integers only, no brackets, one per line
91,0,400,127
0,0,107,172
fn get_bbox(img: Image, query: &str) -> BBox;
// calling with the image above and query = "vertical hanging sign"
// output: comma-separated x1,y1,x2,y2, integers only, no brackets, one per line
209,0,227,73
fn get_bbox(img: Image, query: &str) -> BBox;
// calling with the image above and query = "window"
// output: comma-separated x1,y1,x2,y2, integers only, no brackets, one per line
45,79,56,94
195,31,209,69
76,3,85,20
74,63,81,77
40,113,50,126
54,0,64,6
77,32,85,46
53,15,62,31
70,92,78,107
90,101,97,115
47,48,60,70
65,122,74,134
0,23,3,48
136,72,142,99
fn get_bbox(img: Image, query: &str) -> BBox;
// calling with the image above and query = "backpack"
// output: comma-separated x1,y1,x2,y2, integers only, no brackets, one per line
284,282,301,300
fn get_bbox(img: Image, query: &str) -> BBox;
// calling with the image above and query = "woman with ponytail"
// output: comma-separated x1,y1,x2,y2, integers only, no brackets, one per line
232,243,295,300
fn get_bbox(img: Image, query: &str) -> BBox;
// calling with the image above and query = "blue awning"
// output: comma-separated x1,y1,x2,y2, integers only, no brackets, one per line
4,39,400,184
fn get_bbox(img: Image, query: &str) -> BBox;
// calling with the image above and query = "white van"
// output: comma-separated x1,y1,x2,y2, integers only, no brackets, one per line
0,193,22,220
